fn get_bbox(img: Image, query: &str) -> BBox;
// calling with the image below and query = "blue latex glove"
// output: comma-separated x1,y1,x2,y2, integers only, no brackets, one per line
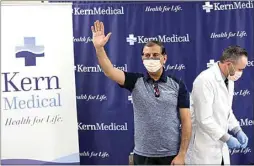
226,136,241,149
236,130,248,148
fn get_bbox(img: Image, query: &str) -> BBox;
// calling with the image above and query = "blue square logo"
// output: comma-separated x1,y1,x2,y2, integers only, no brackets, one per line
15,37,45,66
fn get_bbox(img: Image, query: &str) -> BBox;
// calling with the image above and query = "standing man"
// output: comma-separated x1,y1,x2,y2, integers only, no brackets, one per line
189,46,249,165
91,20,192,165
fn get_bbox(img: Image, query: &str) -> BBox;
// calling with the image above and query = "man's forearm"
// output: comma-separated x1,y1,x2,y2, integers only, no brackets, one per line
95,47,114,76
178,121,192,156
228,111,242,135
219,111,242,142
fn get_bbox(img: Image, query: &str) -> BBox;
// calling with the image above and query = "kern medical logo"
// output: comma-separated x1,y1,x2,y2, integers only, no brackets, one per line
247,60,254,67
239,118,254,127
126,33,190,45
75,64,127,72
207,59,254,68
2,37,62,111
15,37,44,66
202,1,254,13
207,59,216,68
78,122,128,131
73,6,124,15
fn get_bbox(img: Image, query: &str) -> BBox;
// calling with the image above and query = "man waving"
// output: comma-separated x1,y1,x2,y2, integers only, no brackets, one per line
91,20,192,165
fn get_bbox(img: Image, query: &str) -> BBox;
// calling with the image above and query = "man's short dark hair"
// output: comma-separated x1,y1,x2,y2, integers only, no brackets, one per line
142,40,166,55
219,45,248,63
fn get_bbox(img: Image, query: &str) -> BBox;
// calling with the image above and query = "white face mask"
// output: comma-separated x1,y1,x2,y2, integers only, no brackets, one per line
227,63,243,81
228,71,242,81
143,59,162,73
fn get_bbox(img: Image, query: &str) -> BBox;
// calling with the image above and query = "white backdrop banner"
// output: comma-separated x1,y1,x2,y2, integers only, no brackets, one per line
1,3,80,165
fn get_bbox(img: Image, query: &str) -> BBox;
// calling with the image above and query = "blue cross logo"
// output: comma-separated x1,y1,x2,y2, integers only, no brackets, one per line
15,37,45,66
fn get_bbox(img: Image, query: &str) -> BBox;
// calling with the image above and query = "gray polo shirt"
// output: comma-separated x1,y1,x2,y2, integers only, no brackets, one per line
119,69,190,157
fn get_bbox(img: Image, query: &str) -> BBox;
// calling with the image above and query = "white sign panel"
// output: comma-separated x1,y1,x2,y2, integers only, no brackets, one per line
1,3,80,165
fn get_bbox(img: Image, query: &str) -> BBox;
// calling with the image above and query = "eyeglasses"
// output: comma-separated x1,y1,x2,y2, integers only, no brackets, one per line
152,82,160,97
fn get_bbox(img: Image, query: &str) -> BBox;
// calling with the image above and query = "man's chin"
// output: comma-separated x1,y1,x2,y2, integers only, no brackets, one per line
148,69,161,74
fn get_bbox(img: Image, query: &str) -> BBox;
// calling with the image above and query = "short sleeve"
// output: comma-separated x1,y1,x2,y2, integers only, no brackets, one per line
118,72,143,92
177,80,190,108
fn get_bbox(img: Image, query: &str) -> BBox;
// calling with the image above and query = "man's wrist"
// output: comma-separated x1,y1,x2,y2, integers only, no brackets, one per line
178,151,186,157
232,126,242,135
95,47,105,53
220,133,231,143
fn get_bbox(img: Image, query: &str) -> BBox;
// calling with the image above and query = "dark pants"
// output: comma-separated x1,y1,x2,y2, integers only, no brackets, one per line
221,158,224,165
133,153,176,165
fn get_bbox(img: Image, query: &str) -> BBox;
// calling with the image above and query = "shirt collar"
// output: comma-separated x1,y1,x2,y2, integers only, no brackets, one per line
144,67,167,83
218,62,227,81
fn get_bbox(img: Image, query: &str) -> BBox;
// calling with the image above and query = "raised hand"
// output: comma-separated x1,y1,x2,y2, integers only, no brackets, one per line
91,20,112,49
